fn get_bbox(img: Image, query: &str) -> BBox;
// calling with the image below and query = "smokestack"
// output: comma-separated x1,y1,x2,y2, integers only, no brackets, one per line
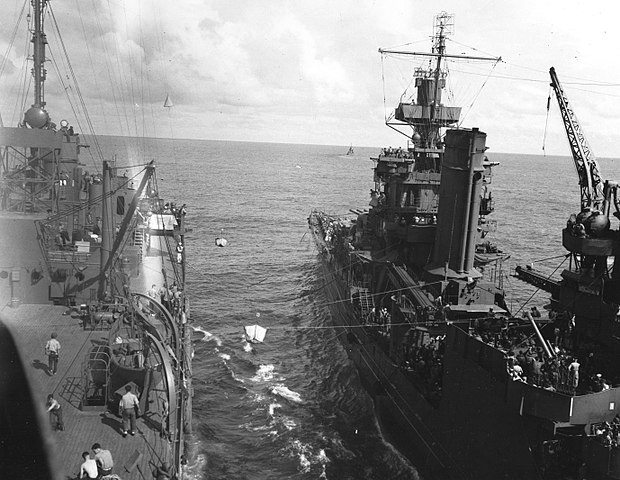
428,128,486,277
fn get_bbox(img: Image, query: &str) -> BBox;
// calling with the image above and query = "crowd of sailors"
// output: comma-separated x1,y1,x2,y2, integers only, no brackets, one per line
362,307,392,336
593,415,620,448
156,201,187,221
401,334,445,405
147,282,184,315
360,300,619,406
358,303,445,404
468,309,616,396
380,146,414,159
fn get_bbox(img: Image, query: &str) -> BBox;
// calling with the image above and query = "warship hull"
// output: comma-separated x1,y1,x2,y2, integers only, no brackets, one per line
309,221,542,480
307,10,620,480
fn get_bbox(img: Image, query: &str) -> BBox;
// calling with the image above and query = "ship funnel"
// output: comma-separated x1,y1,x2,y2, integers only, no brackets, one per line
427,128,486,278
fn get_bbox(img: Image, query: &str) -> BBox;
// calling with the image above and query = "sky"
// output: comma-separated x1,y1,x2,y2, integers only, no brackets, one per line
1,0,620,156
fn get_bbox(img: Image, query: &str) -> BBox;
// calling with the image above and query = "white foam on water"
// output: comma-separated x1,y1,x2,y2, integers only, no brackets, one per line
287,439,312,474
228,367,245,384
194,327,222,346
181,452,207,480
251,364,276,382
218,353,231,361
317,449,329,479
239,422,273,432
193,326,210,339
372,416,420,478
279,416,297,431
251,392,266,403
243,341,253,353
270,384,303,404
268,402,281,416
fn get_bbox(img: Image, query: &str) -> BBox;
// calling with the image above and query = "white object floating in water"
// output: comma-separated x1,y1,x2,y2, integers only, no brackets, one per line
216,228,227,247
244,324,267,344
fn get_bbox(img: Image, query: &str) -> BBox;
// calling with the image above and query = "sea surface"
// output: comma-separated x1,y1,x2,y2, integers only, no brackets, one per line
95,136,620,479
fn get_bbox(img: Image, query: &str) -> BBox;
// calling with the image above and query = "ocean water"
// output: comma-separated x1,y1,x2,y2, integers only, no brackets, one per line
95,136,620,479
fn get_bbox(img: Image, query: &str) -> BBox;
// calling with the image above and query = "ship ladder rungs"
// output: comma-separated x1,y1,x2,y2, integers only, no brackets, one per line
133,229,144,247
357,288,375,317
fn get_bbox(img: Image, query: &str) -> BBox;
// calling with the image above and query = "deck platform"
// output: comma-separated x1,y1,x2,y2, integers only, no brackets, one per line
1,303,174,480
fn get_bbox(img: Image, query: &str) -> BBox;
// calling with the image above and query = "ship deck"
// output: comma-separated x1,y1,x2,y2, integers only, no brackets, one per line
1,303,174,480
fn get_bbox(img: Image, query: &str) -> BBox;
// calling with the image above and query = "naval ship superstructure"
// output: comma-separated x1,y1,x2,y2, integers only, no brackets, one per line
309,13,620,480
0,1,194,479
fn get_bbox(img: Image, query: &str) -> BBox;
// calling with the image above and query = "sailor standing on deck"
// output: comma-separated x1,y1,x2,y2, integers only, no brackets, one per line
119,385,141,437
45,332,60,375
46,393,64,431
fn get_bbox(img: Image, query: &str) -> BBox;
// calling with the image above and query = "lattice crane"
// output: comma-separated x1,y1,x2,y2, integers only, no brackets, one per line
549,66,605,213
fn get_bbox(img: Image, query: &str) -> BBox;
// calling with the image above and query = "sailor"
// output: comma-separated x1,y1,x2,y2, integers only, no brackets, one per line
153,462,172,480
369,190,379,207
92,443,114,477
568,358,580,390
46,393,64,431
78,452,98,479
176,241,184,264
45,332,61,375
118,384,140,437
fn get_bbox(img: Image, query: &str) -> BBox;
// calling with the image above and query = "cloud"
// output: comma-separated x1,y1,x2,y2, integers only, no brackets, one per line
2,0,620,155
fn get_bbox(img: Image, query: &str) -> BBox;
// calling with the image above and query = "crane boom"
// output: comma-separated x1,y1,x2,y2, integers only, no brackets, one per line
549,66,604,211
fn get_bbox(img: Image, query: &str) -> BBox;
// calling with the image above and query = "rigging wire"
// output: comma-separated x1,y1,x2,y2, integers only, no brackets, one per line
512,255,568,317
0,0,28,127
445,38,503,62
47,3,105,168
10,3,33,129
103,0,133,137
380,54,388,124
458,59,501,127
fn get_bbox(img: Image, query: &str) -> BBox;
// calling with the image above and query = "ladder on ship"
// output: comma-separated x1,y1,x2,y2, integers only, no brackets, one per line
133,229,144,247
356,287,375,318
80,346,110,412
133,228,145,264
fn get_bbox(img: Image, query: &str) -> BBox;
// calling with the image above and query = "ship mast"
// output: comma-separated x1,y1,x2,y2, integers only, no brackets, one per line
24,0,50,129
379,13,500,147
32,0,47,111
429,12,451,146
